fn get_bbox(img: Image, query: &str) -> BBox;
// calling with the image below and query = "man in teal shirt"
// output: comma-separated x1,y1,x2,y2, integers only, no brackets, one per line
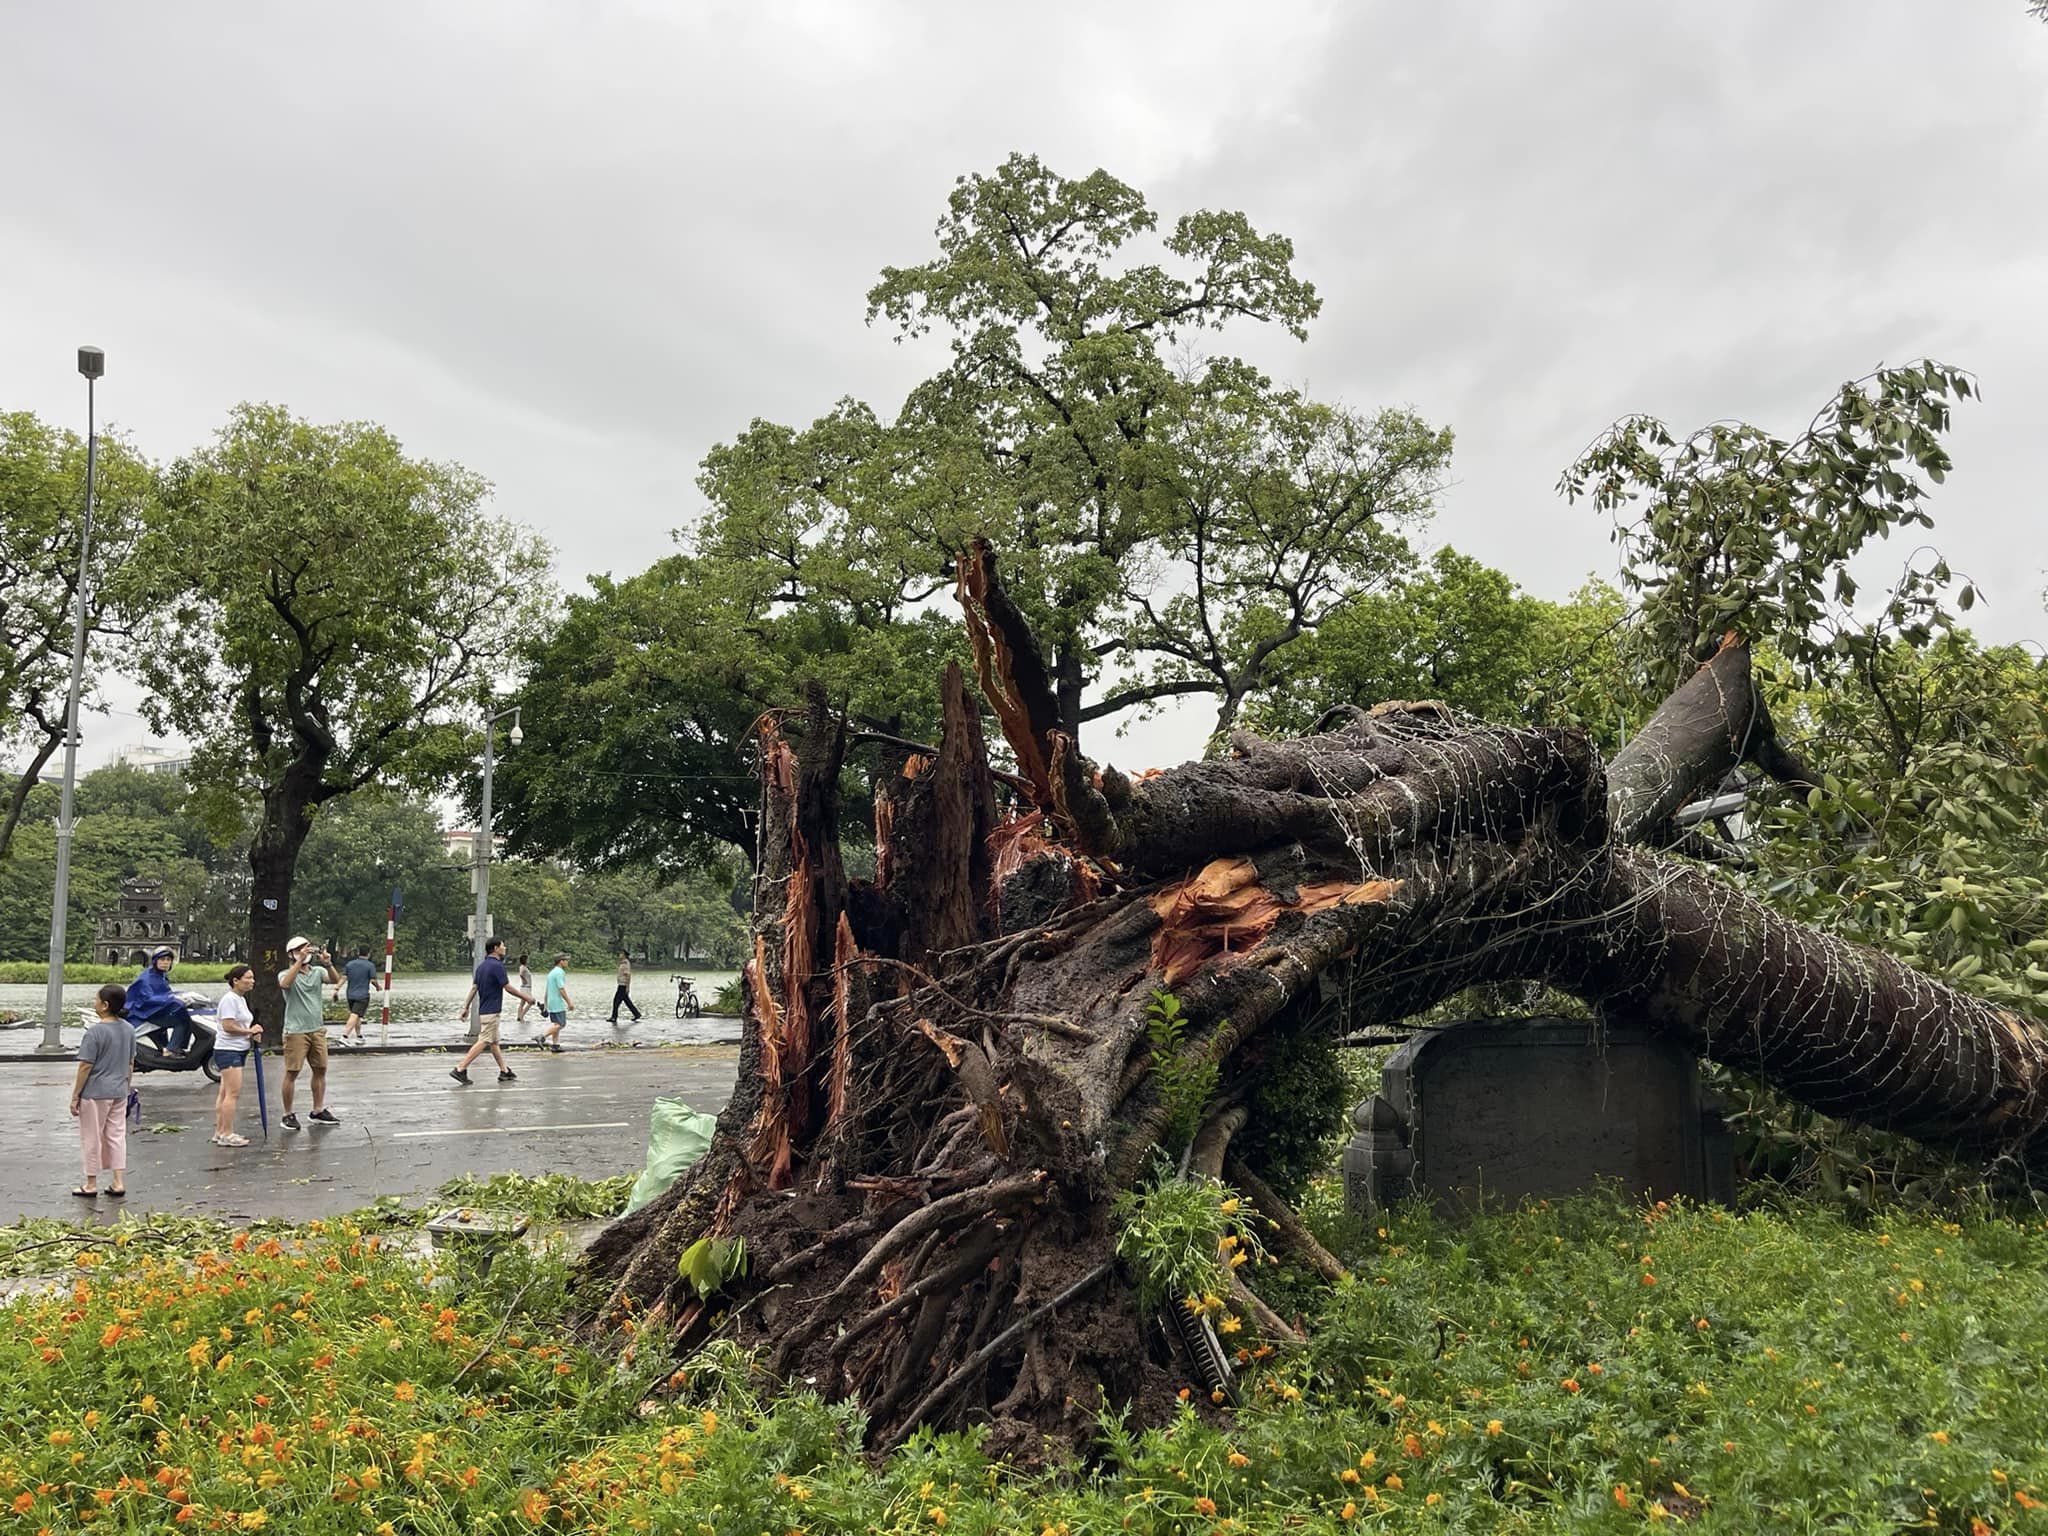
277,936,342,1131
541,952,574,1054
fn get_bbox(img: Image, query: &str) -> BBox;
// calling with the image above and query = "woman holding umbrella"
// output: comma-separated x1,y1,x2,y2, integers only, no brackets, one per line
210,965,258,1147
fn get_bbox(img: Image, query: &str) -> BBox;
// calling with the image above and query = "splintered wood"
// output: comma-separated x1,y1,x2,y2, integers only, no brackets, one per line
1147,856,1402,987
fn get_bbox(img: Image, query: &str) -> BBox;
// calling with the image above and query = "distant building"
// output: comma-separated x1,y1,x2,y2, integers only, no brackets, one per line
95,877,186,966
115,744,191,776
442,827,505,865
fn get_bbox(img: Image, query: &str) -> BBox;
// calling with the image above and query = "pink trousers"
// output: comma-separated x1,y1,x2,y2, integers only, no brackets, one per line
78,1097,127,1180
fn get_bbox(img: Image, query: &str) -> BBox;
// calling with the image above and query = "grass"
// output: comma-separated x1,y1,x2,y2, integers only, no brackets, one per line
0,962,146,987
3,1178,2047,1534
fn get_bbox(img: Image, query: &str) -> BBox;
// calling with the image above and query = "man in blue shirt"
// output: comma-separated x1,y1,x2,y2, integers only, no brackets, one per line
339,946,379,1044
450,937,537,1085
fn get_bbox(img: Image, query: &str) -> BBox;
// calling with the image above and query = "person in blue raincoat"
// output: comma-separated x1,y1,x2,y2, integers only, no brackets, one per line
128,946,199,1056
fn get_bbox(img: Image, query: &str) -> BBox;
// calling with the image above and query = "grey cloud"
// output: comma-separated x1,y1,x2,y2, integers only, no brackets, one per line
3,1,2041,773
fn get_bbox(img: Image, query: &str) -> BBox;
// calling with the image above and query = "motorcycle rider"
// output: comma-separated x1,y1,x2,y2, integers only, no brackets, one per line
128,945,201,1058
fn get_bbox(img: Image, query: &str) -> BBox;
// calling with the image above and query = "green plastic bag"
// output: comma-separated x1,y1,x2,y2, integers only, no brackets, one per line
625,1098,718,1214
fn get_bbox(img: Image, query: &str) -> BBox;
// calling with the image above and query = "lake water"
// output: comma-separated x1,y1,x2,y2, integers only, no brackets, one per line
0,968,742,1049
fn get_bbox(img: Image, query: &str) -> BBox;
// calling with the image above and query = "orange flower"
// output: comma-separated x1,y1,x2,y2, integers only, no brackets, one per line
1561,1379,1581,1394
1402,1434,1422,1458
393,1382,416,1403
1340,1502,1357,1520
517,1488,549,1524
1614,1485,1631,1508
1194,1497,1217,1516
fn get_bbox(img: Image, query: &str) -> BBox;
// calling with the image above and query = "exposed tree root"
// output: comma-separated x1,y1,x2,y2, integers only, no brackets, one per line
577,560,2048,1452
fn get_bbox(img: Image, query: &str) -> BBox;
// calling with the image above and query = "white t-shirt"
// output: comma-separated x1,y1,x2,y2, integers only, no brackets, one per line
217,991,256,1041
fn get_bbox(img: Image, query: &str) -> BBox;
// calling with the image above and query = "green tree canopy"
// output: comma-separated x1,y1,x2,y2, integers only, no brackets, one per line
0,411,154,857
130,404,551,1026
1246,548,1629,742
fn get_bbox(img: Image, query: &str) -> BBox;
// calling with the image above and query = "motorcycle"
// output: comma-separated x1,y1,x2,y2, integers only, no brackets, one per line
91,991,221,1081
671,974,702,1019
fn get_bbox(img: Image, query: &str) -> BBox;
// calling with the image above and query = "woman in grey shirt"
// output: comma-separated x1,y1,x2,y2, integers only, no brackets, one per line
70,983,136,1199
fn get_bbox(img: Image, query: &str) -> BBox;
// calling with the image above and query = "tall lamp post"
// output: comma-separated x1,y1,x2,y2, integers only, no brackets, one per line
39,347,106,1054
466,704,522,1036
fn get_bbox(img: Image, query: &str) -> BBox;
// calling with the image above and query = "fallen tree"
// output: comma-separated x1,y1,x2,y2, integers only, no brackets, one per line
579,543,2048,1455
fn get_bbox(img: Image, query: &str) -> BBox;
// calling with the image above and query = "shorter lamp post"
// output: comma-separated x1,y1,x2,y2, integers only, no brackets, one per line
466,705,522,1036
39,346,106,1054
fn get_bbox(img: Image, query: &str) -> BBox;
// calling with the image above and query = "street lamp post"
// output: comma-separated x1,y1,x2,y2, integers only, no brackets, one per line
39,347,106,1054
466,705,522,1036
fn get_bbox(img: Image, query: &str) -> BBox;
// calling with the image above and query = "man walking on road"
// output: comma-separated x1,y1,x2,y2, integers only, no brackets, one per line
339,945,378,1044
451,937,536,1085
541,952,573,1053
609,951,641,1024
278,937,342,1131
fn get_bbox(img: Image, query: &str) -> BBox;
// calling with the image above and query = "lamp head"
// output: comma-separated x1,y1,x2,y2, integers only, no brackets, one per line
77,346,105,381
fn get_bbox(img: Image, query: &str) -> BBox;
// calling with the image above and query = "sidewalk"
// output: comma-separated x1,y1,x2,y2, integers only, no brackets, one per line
0,1043,739,1224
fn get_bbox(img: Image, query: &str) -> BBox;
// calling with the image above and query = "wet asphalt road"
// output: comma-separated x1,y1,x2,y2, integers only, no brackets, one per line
0,1042,739,1225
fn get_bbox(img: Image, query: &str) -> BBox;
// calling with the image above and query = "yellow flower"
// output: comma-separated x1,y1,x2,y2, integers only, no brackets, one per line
1218,1198,1240,1215
929,1508,948,1527
393,1381,416,1402
1929,1430,1949,1444
239,1514,268,1531
1340,1501,1357,1519
1485,1420,1503,1437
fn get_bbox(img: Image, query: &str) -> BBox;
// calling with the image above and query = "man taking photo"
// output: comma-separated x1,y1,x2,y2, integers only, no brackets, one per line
278,937,342,1131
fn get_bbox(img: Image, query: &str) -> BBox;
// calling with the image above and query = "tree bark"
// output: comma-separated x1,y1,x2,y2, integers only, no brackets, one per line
578,576,2048,1455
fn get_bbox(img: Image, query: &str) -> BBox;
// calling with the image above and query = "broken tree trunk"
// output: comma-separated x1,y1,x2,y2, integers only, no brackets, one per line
578,549,2048,1456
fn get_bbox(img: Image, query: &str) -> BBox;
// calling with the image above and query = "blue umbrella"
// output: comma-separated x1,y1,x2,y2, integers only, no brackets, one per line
250,1038,270,1141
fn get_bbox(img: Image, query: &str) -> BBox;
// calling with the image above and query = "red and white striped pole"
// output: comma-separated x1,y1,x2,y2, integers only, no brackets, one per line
380,894,397,1034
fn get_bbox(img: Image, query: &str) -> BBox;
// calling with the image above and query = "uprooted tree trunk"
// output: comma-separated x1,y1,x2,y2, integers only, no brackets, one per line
579,543,2048,1456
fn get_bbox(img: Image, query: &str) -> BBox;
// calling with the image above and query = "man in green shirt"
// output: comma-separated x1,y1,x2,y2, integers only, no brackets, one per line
278,935,342,1131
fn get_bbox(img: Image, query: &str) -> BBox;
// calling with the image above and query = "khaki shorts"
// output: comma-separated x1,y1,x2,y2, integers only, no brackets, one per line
283,1032,328,1072
476,1013,501,1045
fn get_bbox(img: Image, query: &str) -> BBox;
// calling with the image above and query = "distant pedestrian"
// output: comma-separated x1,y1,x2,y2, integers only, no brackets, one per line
211,965,258,1146
541,952,574,1053
339,945,378,1043
451,937,536,1085
515,953,535,1024
609,951,641,1024
278,937,342,1131
69,983,135,1199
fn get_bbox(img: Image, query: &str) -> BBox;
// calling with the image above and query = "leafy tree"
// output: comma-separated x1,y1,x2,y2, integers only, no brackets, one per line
0,412,154,858
491,547,961,874
130,404,550,1029
290,792,469,966
864,154,1448,740
1560,362,1977,694
0,765,224,963
1247,549,1629,739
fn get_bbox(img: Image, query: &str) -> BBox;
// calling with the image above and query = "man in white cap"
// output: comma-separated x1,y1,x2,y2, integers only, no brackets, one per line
278,937,342,1131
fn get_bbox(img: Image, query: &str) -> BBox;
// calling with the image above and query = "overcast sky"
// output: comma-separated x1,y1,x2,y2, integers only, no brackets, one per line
5,1,2044,773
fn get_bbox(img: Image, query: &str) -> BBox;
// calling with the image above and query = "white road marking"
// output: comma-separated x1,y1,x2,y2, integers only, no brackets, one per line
391,1121,631,1139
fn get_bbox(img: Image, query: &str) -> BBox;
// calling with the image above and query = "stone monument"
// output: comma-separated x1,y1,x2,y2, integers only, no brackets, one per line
1343,1016,1736,1219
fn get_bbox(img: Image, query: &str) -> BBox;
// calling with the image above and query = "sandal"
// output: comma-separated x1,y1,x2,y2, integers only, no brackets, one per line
71,1187,98,1199
105,1187,126,1198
